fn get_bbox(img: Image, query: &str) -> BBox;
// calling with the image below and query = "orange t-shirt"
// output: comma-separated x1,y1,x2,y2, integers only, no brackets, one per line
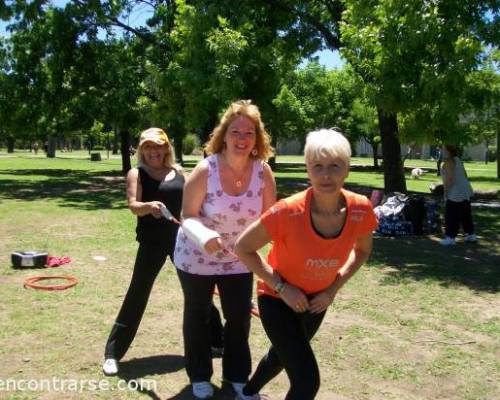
258,188,378,298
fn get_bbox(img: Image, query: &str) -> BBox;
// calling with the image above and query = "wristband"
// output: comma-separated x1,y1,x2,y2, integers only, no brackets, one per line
273,280,286,294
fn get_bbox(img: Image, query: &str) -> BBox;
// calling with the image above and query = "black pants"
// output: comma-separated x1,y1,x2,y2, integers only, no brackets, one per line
104,242,223,360
444,199,474,238
176,268,253,383
243,295,326,400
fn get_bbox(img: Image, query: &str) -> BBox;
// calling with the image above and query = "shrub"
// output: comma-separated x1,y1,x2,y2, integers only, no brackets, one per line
182,133,200,155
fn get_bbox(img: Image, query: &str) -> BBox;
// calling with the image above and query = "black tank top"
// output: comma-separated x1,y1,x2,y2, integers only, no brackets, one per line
136,167,184,247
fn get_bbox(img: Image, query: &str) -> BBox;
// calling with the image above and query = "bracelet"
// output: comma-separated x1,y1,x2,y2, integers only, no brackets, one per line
273,280,286,294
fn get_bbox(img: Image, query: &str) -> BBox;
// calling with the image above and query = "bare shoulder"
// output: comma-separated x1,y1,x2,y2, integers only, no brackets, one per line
127,167,139,181
186,159,209,185
262,161,275,180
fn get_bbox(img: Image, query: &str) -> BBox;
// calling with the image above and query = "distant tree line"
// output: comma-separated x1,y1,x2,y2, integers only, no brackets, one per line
1,1,498,186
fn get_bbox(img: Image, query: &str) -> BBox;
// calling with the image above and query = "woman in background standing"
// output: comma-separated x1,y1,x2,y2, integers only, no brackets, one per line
440,144,476,246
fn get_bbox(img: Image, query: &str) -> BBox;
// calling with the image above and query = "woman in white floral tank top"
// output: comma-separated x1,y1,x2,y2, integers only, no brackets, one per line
174,100,276,399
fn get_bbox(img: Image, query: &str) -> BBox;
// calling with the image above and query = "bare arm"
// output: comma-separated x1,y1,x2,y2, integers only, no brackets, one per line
181,161,223,254
181,162,208,220
126,168,164,218
235,220,311,312
442,159,455,197
309,233,373,313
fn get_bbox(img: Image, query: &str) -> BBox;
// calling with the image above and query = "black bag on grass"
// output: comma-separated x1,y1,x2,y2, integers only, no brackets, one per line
403,195,426,235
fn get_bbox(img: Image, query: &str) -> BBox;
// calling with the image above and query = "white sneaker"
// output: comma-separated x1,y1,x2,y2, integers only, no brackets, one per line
102,358,118,376
440,236,456,246
192,381,214,399
464,234,477,243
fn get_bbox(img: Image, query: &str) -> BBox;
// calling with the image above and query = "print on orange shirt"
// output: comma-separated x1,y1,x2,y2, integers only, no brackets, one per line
258,188,378,298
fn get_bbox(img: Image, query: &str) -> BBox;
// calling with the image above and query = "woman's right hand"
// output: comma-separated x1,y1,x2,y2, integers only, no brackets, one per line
149,201,165,219
280,284,310,313
204,237,224,255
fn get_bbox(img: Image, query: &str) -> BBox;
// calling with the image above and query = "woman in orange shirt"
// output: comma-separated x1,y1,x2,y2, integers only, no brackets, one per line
234,129,377,400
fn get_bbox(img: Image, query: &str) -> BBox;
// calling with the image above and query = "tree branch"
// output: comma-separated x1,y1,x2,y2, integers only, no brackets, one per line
265,0,343,50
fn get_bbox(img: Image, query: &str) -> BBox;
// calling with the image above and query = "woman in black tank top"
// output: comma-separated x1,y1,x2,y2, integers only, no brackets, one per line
102,128,182,375
102,128,224,376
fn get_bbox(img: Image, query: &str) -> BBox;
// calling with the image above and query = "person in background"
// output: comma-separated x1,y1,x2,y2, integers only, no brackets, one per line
174,100,276,399
102,128,223,375
234,129,377,400
440,144,477,246
436,147,443,176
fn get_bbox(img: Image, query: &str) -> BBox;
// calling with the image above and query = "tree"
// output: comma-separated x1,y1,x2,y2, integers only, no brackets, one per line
273,62,379,163
340,0,499,192
3,2,148,170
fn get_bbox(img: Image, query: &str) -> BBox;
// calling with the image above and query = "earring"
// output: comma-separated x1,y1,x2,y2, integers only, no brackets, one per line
251,148,258,156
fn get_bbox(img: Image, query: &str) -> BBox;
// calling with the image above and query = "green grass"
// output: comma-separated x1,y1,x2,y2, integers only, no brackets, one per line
0,152,499,399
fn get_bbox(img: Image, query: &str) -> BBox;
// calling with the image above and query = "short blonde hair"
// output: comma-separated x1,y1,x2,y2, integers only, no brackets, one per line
304,128,351,167
136,127,177,170
204,100,274,161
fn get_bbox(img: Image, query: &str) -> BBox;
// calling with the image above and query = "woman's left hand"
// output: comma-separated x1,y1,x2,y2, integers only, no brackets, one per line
309,288,337,314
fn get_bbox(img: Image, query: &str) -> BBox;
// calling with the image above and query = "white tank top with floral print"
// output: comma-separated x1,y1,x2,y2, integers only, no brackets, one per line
174,154,264,275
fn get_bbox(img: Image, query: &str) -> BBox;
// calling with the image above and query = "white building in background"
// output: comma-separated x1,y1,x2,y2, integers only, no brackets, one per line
277,137,492,162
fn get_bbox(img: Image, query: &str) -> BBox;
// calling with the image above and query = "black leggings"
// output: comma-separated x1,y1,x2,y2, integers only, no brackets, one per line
444,199,474,238
243,295,326,400
104,242,223,360
176,268,253,383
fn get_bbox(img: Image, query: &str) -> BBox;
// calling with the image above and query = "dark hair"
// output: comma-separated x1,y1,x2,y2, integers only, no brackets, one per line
444,145,458,158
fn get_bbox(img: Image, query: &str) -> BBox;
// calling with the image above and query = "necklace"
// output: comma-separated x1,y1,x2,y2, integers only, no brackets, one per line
223,155,249,188
228,165,246,188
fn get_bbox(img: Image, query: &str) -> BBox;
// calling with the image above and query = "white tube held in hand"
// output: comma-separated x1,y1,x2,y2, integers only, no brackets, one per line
182,218,220,249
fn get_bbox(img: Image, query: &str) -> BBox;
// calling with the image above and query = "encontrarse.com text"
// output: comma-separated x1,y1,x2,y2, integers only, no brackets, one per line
0,377,157,393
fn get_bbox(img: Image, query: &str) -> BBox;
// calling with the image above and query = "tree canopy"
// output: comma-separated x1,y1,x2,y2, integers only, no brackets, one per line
1,0,498,182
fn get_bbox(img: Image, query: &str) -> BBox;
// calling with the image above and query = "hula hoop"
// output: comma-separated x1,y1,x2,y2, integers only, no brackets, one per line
23,275,78,291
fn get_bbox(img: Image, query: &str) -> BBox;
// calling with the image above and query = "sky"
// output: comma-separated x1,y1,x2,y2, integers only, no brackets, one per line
0,2,345,70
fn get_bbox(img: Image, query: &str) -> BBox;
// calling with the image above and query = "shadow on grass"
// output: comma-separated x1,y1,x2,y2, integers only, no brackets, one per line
118,354,184,378
0,169,126,210
118,354,184,400
118,354,241,400
168,382,242,400
371,233,500,293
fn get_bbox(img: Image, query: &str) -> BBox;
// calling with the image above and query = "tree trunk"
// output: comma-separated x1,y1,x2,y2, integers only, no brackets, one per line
7,136,14,153
120,129,131,174
47,136,56,158
372,142,379,170
112,122,119,155
174,139,183,165
377,108,407,193
497,126,499,180
268,133,278,171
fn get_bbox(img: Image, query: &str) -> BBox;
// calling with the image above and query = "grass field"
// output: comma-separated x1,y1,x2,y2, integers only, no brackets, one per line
0,151,499,399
